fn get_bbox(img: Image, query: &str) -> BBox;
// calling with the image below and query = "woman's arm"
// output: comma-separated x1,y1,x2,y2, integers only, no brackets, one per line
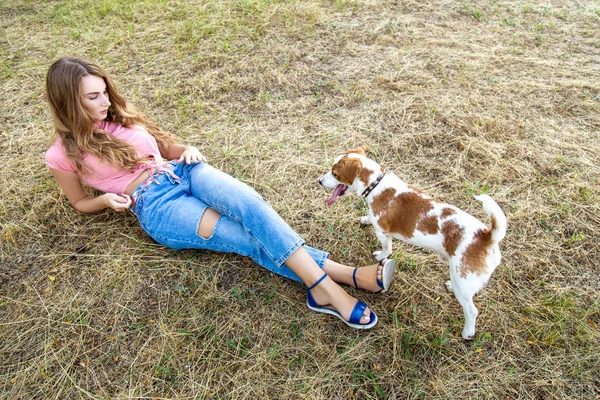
159,143,206,164
133,124,206,163
49,168,131,213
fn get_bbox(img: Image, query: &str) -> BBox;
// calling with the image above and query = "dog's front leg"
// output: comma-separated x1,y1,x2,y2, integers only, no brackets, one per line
373,229,392,261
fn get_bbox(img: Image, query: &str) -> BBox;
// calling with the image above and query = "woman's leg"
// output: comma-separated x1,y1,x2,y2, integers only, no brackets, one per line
135,174,307,279
195,180,386,292
283,247,373,325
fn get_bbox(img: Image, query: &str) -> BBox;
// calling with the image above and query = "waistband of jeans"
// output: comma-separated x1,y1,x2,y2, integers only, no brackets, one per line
130,160,179,213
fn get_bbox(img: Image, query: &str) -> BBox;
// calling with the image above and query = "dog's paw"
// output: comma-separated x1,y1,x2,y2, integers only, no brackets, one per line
360,216,370,225
444,280,454,293
461,328,475,340
374,251,391,262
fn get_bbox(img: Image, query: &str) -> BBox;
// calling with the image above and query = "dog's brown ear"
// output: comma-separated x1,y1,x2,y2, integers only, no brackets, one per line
334,157,363,185
344,146,366,155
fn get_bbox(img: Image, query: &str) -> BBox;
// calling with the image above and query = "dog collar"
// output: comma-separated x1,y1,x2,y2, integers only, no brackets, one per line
361,170,386,197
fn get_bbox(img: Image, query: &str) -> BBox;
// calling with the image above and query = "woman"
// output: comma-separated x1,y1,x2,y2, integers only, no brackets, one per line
44,57,396,329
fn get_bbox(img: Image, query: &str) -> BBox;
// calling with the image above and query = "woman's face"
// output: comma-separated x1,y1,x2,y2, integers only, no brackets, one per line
80,75,110,121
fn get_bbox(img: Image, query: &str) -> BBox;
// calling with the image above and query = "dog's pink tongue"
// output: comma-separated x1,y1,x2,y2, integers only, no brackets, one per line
327,184,346,207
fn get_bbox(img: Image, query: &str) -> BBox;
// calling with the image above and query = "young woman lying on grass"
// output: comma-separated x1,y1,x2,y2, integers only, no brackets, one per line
44,57,397,329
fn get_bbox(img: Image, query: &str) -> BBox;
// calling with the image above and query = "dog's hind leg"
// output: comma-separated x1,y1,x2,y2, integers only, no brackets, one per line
448,262,479,340
455,290,478,340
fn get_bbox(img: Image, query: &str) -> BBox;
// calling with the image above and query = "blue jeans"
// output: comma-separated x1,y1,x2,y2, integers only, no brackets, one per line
130,161,329,282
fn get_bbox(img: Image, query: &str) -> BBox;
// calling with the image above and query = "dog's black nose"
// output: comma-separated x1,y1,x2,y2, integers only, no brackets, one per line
318,178,323,186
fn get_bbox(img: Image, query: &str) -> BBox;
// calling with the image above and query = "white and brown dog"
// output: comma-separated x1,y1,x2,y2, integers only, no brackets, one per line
319,147,507,339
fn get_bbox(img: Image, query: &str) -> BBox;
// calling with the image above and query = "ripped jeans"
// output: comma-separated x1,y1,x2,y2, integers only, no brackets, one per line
130,161,328,282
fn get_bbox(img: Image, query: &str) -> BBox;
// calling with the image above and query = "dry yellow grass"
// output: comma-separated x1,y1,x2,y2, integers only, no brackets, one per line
1,0,599,399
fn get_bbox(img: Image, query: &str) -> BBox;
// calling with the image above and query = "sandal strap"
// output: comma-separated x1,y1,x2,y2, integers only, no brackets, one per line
307,273,328,291
376,259,386,290
352,268,359,289
353,264,384,292
348,300,368,324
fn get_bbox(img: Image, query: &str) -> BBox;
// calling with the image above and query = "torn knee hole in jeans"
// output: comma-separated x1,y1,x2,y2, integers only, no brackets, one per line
198,208,221,239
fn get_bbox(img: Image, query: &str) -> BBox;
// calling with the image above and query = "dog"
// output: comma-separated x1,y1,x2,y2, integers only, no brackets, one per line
319,147,507,339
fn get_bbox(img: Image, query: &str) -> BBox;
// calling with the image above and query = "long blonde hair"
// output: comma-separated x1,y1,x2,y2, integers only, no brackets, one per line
45,57,176,174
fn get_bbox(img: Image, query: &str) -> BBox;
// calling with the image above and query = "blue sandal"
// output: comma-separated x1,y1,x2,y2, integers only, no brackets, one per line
352,258,396,293
306,273,377,329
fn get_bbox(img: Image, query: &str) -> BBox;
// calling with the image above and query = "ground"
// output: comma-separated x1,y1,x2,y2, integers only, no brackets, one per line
1,0,599,399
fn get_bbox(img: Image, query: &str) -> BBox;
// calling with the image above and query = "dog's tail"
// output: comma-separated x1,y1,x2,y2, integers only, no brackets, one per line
474,194,507,243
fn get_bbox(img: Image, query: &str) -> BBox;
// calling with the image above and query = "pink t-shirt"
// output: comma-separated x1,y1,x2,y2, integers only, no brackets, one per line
45,121,164,194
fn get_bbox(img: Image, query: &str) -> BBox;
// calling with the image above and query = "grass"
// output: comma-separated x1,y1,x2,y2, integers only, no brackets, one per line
1,0,599,398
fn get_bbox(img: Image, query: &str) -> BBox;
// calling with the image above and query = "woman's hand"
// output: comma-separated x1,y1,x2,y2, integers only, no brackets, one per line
103,193,132,212
178,146,207,164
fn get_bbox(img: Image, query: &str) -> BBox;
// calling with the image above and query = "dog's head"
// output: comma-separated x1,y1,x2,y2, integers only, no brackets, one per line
319,146,381,206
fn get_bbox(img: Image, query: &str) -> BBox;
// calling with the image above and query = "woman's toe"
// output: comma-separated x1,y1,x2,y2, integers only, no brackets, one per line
362,308,372,324
377,263,383,281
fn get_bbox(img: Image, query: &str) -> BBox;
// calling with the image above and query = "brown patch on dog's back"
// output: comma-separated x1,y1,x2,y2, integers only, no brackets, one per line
441,220,464,256
441,207,457,219
417,215,439,235
372,189,434,238
332,157,363,185
460,229,493,277
371,187,397,215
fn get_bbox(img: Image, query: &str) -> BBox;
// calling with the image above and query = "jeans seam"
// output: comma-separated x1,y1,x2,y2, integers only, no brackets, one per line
315,250,329,269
